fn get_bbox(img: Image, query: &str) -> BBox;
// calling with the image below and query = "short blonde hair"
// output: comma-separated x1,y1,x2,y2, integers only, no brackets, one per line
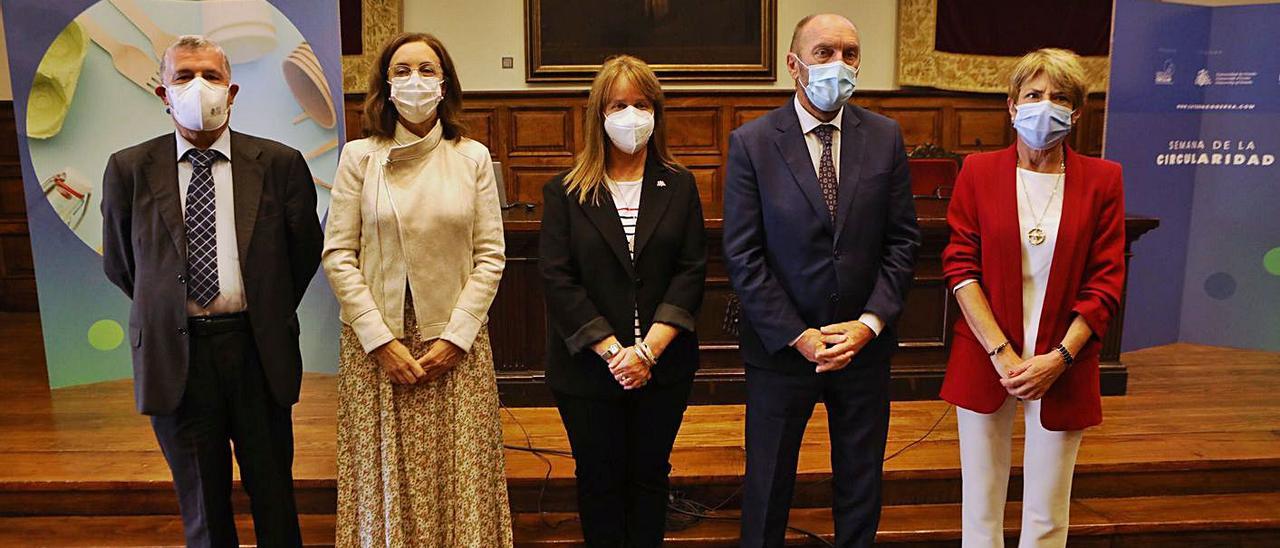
563,55,680,205
1008,48,1088,109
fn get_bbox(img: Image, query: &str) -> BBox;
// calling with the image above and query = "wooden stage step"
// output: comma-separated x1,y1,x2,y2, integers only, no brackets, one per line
2,493,1277,546
3,342,1280,516
3,428,1276,517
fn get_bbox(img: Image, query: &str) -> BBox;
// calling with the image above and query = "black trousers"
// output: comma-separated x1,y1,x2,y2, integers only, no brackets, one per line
150,315,302,548
741,362,891,548
553,377,694,548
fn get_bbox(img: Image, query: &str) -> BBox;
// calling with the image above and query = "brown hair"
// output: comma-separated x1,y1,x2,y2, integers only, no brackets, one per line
362,33,467,141
1008,48,1089,110
563,55,680,205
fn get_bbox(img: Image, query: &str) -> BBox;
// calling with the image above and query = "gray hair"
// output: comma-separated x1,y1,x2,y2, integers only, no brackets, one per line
160,35,232,82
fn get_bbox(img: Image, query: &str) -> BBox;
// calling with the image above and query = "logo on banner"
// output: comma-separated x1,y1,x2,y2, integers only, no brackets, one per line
1192,69,1259,87
1155,59,1175,85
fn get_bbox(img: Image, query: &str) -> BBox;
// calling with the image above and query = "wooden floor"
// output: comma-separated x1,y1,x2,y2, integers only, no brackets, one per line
1,311,1279,545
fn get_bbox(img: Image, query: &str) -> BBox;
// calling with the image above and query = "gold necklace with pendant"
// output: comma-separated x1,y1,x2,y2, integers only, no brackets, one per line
1018,160,1064,246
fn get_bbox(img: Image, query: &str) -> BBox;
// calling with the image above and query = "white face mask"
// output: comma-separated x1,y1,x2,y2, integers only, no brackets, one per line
389,74,444,124
166,77,230,132
603,106,655,155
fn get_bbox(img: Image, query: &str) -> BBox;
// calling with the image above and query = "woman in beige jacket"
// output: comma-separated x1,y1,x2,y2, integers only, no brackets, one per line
322,33,511,547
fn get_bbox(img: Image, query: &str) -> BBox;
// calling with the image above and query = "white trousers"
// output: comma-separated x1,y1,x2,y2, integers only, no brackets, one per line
957,397,1084,548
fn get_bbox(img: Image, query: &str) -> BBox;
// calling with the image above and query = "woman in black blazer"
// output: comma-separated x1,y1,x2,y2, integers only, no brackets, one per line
539,55,707,547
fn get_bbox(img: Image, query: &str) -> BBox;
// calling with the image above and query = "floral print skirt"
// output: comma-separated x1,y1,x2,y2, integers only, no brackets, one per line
336,300,513,547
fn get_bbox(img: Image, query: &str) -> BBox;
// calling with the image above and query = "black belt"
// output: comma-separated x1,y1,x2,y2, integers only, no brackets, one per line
187,312,250,336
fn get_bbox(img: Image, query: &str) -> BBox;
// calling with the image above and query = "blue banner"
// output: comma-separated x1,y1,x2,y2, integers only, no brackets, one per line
1108,0,1280,351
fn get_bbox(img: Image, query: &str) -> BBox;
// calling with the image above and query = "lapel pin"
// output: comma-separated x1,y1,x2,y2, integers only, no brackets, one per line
657,180,667,187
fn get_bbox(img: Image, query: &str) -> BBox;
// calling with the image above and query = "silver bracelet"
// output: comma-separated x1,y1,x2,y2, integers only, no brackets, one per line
635,341,657,368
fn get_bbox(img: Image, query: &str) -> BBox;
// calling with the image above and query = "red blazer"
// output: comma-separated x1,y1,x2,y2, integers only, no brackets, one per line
939,145,1125,431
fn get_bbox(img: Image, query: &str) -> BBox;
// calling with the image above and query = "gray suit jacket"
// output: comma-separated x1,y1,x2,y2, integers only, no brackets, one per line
101,130,324,415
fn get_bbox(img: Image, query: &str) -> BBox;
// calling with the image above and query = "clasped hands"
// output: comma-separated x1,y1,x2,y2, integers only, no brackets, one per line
608,346,652,390
372,338,465,385
793,320,875,373
991,346,1067,401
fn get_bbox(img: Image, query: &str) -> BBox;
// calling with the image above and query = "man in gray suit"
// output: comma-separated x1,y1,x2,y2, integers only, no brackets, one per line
101,36,323,547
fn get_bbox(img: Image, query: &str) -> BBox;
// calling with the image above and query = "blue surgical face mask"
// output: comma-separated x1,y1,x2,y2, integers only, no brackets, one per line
1012,100,1074,150
792,53,857,112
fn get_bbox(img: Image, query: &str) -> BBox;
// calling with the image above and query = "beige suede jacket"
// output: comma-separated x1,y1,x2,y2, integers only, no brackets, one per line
322,121,505,354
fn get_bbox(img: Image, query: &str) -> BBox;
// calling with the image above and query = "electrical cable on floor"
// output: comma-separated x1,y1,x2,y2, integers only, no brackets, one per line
499,400,953,545
500,403,578,529
664,404,955,546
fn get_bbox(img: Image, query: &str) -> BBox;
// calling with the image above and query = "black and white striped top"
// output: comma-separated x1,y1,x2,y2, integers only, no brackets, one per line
609,178,644,342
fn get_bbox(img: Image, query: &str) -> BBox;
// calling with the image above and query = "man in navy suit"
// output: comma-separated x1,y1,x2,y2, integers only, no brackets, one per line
723,13,920,547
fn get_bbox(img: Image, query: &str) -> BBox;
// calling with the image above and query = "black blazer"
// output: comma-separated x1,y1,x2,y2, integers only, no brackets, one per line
723,99,921,373
539,159,707,398
101,131,324,415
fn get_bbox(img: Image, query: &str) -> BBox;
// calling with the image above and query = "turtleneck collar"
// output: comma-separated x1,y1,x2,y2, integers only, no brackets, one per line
388,119,444,163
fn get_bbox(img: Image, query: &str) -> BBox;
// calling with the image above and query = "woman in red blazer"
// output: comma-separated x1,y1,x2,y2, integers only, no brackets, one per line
940,49,1126,547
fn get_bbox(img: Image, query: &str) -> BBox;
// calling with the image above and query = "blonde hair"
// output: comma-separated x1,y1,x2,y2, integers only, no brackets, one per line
1008,48,1088,110
564,55,680,205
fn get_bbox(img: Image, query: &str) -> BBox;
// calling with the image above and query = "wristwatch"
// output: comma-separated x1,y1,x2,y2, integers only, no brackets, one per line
600,342,622,361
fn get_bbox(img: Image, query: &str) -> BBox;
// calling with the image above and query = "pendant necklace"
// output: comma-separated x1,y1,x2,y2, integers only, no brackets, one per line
1019,160,1064,246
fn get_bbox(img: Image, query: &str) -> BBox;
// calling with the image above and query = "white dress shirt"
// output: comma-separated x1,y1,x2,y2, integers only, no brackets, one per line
791,95,884,339
176,130,247,316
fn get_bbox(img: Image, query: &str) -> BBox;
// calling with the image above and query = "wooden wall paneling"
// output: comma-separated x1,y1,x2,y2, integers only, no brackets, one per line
0,235,34,276
877,107,944,149
0,175,24,218
508,106,576,157
664,106,722,155
460,107,499,156
507,166,567,205
0,106,22,218
954,107,1013,154
685,166,722,219
342,97,363,143
731,106,775,130
0,102,37,311
1079,99,1107,156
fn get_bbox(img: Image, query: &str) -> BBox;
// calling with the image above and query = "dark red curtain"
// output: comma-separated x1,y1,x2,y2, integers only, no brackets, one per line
934,0,1112,57
340,0,363,56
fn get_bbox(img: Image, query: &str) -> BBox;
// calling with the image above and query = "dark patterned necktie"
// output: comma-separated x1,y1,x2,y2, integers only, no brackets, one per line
813,124,838,222
184,148,221,307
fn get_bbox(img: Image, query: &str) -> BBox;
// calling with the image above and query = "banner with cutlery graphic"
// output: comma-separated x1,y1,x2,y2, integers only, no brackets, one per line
1,0,344,388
